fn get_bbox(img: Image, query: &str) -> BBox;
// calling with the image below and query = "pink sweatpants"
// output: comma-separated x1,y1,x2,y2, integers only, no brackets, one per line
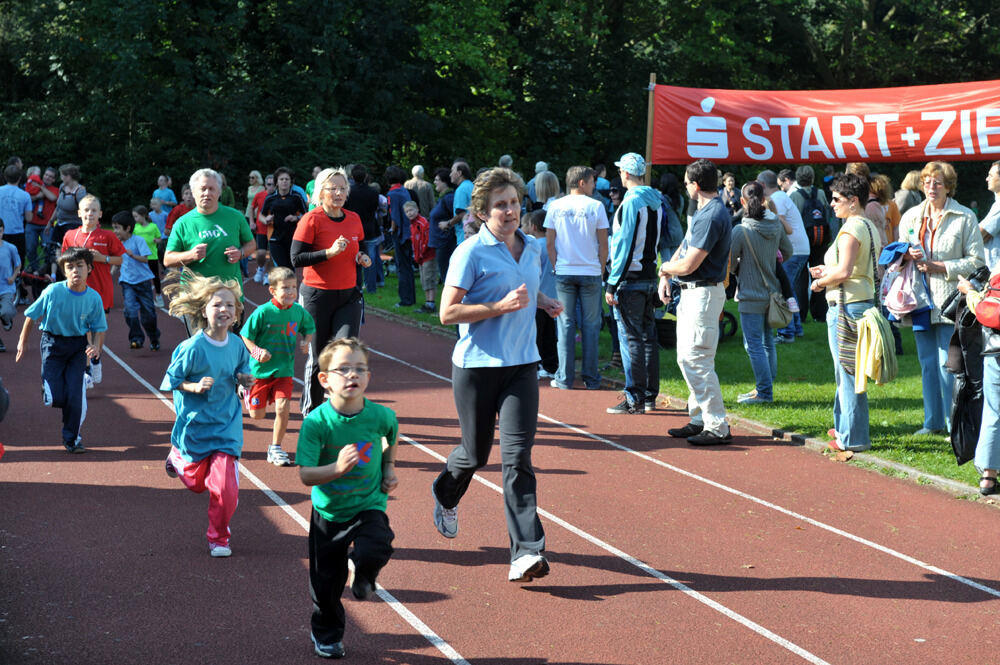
169,448,240,546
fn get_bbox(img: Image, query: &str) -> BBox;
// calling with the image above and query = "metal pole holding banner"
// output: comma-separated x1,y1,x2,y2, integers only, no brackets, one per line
644,73,656,185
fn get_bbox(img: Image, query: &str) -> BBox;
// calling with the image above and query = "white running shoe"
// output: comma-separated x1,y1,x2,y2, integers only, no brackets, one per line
508,553,550,582
90,360,102,384
267,445,294,466
253,268,264,283
209,543,232,558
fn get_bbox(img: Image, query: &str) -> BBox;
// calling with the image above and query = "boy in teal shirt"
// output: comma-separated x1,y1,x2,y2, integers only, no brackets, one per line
239,267,315,466
16,248,107,452
297,337,399,659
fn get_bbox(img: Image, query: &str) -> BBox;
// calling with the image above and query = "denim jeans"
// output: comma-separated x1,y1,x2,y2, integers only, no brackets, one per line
392,236,416,306
363,236,383,294
779,254,808,337
826,301,873,451
25,224,47,273
436,233,457,285
739,311,776,400
976,356,1000,471
612,280,659,407
913,322,954,431
554,274,602,389
121,280,160,345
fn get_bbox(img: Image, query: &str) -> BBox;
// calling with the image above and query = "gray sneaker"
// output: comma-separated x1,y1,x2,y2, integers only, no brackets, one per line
432,489,458,538
311,633,345,659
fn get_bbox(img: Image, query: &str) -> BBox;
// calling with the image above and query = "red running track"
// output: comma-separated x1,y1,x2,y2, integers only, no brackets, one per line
2,277,999,664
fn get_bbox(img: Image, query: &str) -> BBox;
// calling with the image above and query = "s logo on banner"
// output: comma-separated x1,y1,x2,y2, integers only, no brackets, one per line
687,97,729,159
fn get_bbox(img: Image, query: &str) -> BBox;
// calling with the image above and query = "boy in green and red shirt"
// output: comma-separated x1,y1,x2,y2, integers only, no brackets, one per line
296,336,399,659
240,266,315,465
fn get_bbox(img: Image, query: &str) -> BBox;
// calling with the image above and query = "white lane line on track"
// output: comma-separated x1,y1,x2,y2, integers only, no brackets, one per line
405,436,830,665
103,345,471,665
368,346,1000,600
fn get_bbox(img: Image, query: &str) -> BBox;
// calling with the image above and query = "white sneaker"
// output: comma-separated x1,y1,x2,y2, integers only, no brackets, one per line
267,445,294,466
253,268,264,283
537,369,554,379
154,294,165,308
209,543,232,558
432,490,458,538
786,297,800,313
508,553,549,582
90,360,102,384
914,427,945,436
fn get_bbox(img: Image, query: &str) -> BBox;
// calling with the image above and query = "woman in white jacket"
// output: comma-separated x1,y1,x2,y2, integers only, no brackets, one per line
897,161,984,435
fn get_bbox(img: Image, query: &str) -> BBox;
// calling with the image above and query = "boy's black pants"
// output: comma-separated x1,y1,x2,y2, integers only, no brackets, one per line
309,508,394,644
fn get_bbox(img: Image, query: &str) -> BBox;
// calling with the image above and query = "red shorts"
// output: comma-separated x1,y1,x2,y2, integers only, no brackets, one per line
246,376,294,409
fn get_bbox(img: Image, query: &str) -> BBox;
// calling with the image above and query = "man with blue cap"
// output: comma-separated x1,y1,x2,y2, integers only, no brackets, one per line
605,152,662,415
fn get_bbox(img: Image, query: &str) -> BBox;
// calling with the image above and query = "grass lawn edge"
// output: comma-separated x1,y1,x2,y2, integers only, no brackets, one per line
367,304,995,506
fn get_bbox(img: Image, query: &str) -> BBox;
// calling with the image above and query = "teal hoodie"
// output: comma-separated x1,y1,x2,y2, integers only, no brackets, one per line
606,185,663,291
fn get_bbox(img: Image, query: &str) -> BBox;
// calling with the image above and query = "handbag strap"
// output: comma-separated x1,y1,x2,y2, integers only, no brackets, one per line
739,226,779,295
834,217,880,310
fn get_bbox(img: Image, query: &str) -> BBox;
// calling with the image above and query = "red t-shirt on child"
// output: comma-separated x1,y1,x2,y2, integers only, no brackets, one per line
62,227,126,310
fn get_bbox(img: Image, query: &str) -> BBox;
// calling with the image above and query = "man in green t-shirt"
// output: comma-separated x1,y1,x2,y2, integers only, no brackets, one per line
297,337,398,659
164,169,255,289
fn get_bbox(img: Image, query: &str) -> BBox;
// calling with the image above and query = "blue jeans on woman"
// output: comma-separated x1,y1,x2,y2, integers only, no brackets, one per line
913,322,954,431
740,311,776,401
363,236,383,293
778,254,808,338
25,223,47,273
976,356,1000,471
826,300,873,451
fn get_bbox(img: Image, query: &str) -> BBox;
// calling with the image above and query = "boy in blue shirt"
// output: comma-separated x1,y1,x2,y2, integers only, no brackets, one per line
0,220,21,351
111,211,161,350
16,247,107,453
297,337,399,659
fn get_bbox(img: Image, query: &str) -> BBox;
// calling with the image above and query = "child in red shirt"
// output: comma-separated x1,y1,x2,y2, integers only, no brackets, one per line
61,195,125,387
404,201,437,313
61,195,125,312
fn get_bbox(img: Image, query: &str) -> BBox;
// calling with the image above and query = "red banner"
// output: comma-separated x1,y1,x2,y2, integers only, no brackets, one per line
651,80,1000,165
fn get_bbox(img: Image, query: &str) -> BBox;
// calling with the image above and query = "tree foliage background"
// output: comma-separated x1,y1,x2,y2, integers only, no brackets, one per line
2,0,1000,210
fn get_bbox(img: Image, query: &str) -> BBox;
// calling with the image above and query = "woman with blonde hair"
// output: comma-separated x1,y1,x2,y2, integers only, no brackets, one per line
245,170,264,227
894,170,923,216
291,167,372,416
532,170,560,212
898,161,984,435
871,174,900,243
